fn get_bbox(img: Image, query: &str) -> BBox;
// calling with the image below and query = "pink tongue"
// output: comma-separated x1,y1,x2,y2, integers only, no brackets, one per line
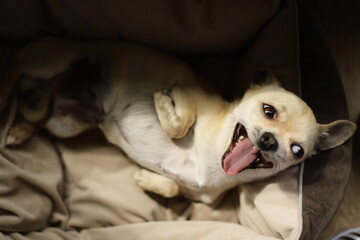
223,138,258,176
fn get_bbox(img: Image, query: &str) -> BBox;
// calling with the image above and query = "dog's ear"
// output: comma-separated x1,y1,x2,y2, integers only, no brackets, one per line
253,69,281,87
316,120,357,151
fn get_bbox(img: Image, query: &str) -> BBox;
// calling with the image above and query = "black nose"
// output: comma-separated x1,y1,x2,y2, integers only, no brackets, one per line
258,132,278,151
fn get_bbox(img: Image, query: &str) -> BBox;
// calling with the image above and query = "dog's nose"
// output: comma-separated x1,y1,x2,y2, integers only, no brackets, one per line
258,132,278,151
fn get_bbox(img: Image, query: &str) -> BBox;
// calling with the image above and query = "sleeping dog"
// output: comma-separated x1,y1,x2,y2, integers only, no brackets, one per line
5,37,356,204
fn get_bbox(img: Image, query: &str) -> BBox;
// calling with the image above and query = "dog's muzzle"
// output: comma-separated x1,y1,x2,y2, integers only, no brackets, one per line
221,123,273,176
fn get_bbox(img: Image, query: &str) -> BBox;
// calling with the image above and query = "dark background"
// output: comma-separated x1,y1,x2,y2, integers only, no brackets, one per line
302,0,360,239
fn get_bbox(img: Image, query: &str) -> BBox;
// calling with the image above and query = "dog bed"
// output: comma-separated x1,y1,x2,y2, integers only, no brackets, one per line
0,1,353,239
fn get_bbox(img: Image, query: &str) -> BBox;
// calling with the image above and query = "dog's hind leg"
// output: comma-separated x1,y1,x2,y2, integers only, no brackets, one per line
5,76,52,146
6,121,41,145
154,87,196,138
133,169,180,198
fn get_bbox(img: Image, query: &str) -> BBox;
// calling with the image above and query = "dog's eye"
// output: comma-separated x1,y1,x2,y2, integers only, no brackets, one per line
262,104,277,119
291,144,304,159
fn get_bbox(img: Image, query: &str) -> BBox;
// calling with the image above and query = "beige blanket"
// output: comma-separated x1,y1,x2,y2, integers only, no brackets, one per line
0,124,302,239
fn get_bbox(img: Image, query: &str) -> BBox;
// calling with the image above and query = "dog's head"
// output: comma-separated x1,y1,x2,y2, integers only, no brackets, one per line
221,74,356,182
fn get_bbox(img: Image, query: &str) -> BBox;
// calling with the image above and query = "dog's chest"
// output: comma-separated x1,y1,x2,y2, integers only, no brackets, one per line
105,100,199,186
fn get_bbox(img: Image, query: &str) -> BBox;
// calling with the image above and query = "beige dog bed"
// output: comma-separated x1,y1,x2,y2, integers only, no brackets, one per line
0,1,353,239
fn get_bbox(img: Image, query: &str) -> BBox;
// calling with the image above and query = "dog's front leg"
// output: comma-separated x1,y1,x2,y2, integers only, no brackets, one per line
133,169,180,198
154,87,196,138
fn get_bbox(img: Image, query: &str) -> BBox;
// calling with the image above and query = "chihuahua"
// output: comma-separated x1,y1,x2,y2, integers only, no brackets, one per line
5,38,356,204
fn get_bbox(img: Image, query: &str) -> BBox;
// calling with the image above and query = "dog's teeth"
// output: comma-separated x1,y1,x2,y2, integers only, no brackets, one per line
239,135,245,141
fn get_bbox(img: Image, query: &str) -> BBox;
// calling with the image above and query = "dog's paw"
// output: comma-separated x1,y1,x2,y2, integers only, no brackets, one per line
133,169,180,198
154,87,195,138
6,122,38,145
154,89,178,120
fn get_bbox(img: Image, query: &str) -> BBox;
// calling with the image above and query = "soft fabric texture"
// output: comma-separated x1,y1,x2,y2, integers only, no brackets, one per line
0,0,280,54
298,5,353,239
0,125,301,239
0,0,353,239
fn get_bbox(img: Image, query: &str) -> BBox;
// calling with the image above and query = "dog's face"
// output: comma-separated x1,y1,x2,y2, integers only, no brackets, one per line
221,82,356,182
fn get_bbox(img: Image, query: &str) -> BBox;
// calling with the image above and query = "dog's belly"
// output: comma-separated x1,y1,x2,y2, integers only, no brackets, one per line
104,99,199,187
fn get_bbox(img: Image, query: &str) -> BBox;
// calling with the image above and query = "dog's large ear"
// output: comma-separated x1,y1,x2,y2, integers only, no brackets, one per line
316,120,357,151
253,69,281,87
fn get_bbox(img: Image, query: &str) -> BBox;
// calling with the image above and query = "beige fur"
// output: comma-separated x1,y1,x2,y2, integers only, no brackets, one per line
5,37,357,204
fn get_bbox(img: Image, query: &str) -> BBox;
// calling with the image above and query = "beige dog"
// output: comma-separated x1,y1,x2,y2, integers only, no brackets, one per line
5,37,356,204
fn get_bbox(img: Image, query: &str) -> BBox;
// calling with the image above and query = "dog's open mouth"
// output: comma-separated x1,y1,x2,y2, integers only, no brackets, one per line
222,123,273,176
